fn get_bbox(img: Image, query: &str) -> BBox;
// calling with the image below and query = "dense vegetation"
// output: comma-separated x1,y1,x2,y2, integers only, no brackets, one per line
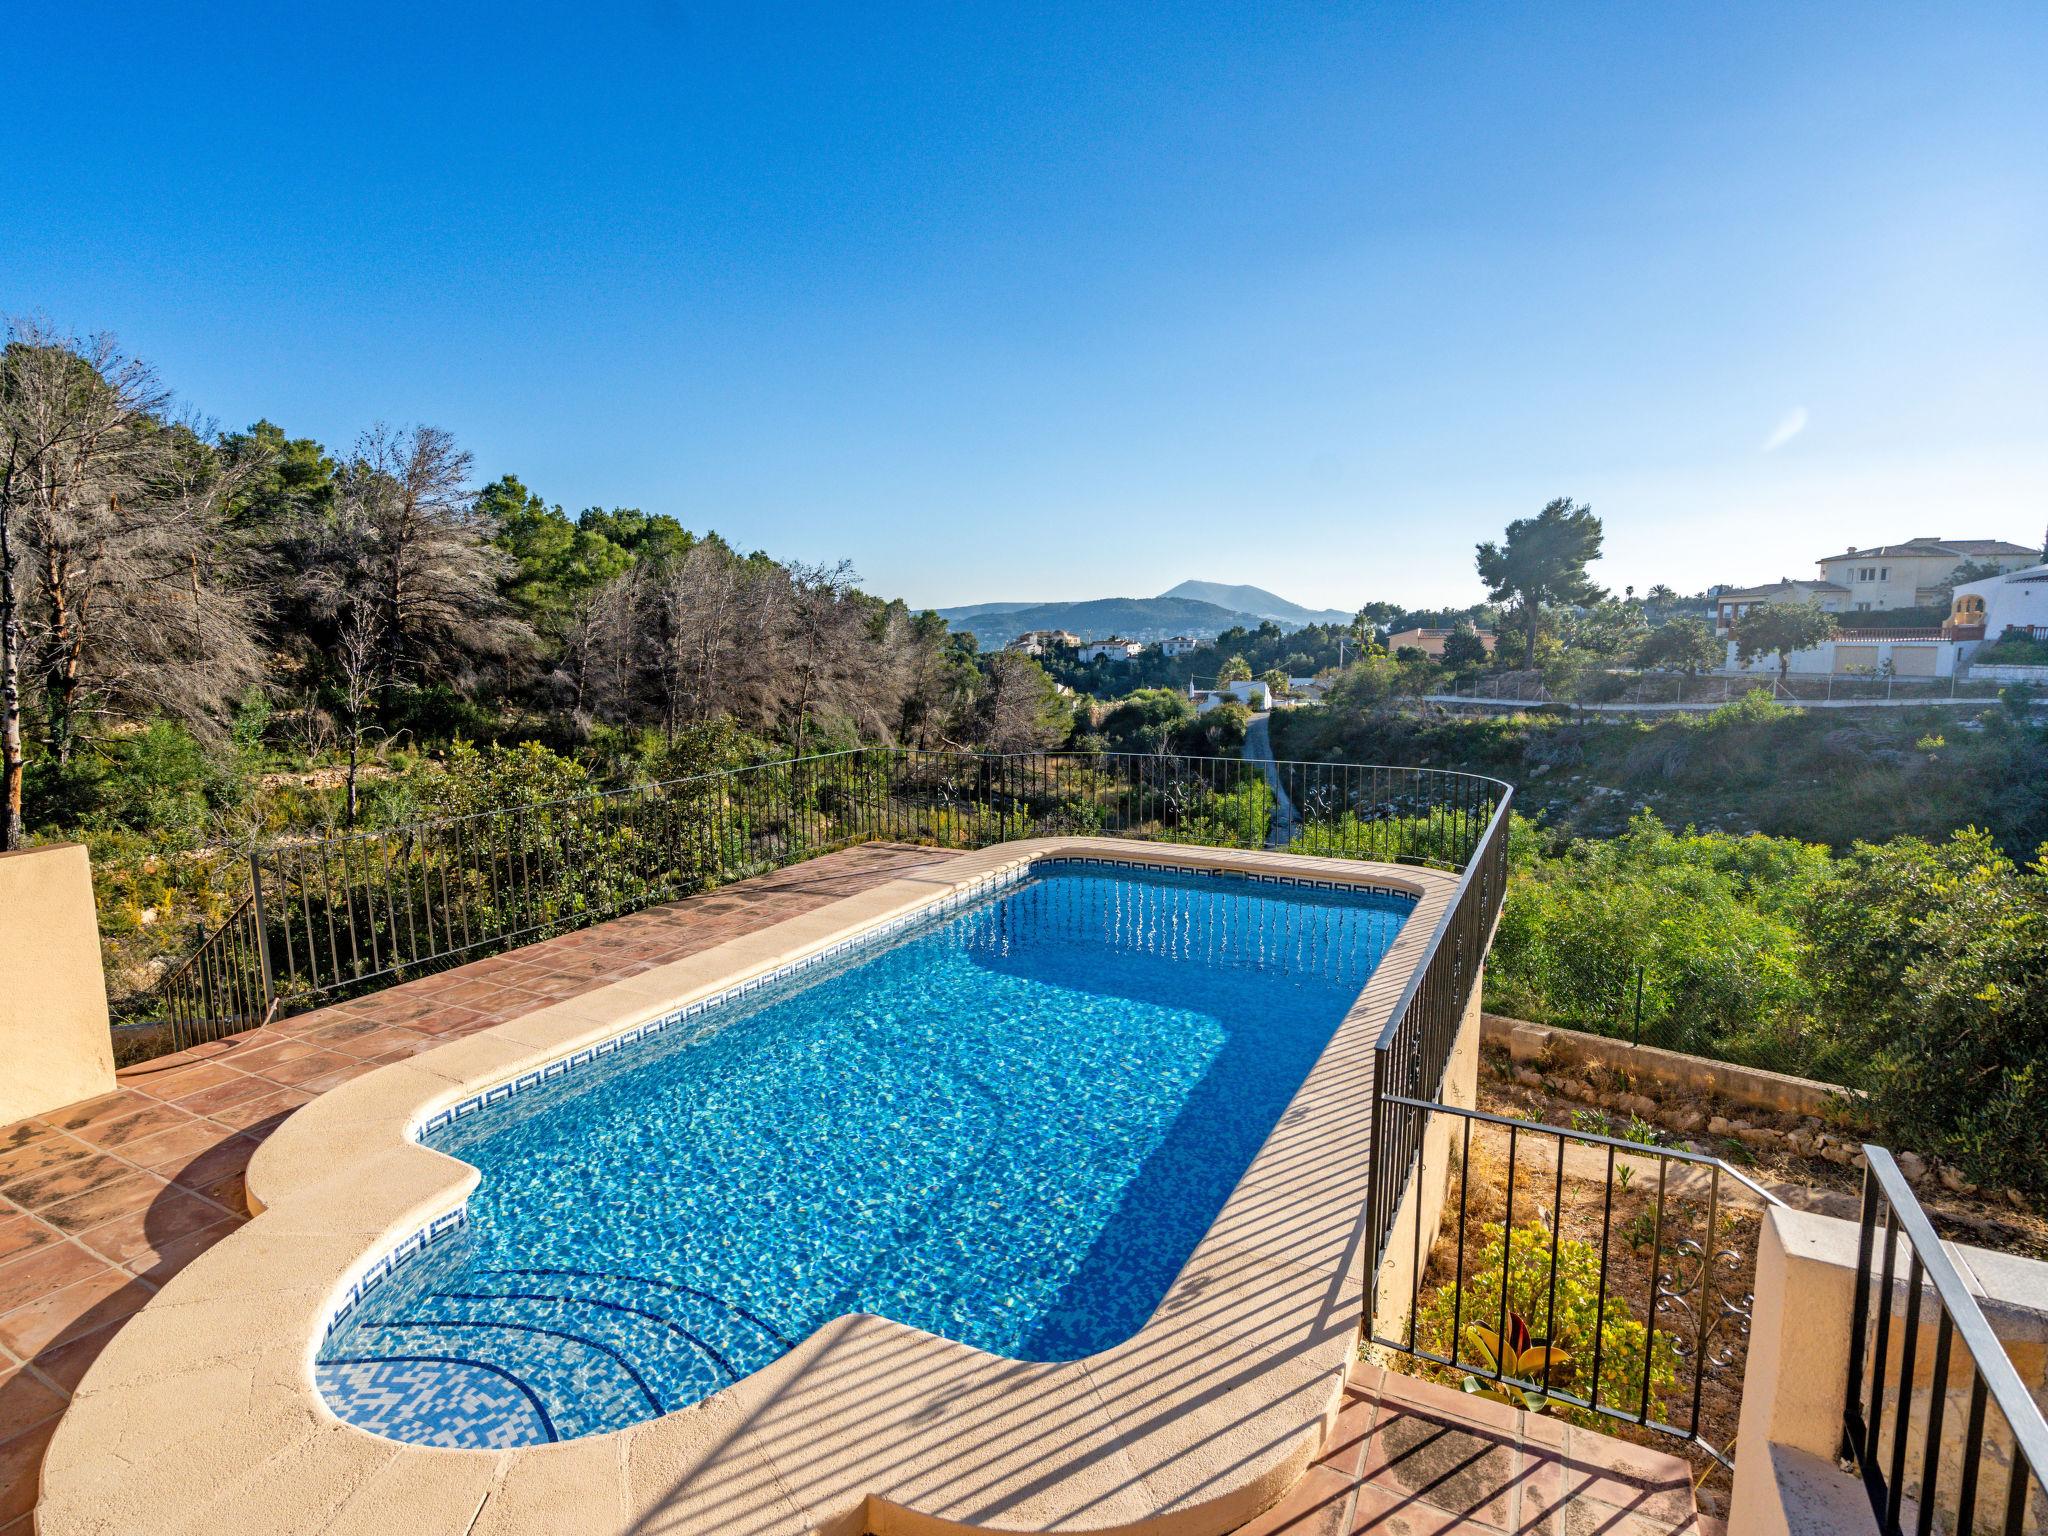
1477,810,2048,1196
1274,686,2048,852
1273,674,2048,1194
0,322,1096,1003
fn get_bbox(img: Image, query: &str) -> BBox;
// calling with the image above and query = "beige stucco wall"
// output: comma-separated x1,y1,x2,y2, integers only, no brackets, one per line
0,842,116,1125
1727,1206,2047,1536
1367,966,1485,1342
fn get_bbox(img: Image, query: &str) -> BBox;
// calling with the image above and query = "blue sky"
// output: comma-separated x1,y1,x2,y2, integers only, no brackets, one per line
7,2,2045,610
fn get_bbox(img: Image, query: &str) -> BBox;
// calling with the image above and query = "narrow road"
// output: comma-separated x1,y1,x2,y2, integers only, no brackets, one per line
1242,712,1300,849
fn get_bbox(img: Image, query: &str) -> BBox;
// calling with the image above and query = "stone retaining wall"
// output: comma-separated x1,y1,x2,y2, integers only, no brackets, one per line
1481,1013,1848,1119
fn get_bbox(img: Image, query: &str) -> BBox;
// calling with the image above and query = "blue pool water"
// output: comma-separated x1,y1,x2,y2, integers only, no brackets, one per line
315,860,1412,1447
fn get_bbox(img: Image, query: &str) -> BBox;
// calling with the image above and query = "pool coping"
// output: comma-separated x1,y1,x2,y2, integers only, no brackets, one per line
38,837,1460,1536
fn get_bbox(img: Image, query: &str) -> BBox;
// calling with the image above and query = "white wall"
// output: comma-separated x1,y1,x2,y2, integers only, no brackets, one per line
1954,567,2048,638
1722,639,1959,678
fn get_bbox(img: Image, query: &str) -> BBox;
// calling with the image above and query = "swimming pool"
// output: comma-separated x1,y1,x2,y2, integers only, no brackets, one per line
315,858,1414,1448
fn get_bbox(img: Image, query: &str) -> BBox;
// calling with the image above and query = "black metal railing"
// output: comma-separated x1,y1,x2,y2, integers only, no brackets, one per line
1369,1096,1783,1468
1364,783,1513,1274
151,748,1510,1054
1842,1146,2047,1536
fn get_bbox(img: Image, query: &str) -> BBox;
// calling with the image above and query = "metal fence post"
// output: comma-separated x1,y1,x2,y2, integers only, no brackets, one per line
248,851,276,1018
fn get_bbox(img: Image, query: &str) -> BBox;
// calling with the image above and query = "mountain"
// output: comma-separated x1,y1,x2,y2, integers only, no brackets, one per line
1156,581,1352,627
934,581,1350,650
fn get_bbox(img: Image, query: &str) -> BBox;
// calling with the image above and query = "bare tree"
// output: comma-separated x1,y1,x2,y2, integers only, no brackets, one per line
782,559,859,754
970,651,1069,752
333,596,384,827
310,424,529,695
0,323,265,833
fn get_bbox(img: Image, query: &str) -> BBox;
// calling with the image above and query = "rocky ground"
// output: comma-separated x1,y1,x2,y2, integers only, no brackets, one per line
1479,1044,2045,1258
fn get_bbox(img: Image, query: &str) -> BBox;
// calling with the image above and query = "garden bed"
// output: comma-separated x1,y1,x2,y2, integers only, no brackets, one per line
1475,1042,2045,1258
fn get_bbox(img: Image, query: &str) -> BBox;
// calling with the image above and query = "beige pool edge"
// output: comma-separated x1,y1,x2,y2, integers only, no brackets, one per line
38,837,1458,1536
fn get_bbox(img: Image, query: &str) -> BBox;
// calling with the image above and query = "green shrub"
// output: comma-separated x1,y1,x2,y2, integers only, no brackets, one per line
1414,1221,1679,1421
26,721,246,843
1804,830,2048,1194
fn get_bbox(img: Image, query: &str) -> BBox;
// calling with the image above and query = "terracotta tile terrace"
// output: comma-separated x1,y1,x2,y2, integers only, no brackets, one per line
1,839,1709,1535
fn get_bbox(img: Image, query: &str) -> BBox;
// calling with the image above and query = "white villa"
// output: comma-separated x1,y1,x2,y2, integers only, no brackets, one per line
1008,629,1081,656
1076,637,1146,662
1951,562,2048,642
1158,635,1200,657
1715,534,2042,677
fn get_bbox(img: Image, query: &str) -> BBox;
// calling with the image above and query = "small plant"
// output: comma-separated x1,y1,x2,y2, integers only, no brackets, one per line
1571,1107,1614,1138
1459,1311,1572,1412
1623,1113,1666,1147
1616,1161,1636,1193
1621,1210,1658,1249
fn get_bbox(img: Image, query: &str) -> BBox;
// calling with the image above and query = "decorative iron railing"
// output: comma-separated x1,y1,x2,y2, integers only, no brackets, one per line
1363,783,1513,1273
1367,1095,1782,1468
150,748,1510,1055
1843,1146,2047,1535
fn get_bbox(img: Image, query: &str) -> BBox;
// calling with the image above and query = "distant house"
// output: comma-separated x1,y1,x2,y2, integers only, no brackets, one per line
1385,627,1496,659
1188,679,1271,713
1007,629,1081,656
1286,676,1329,702
1713,579,1850,634
1816,538,2038,614
1158,635,1200,657
1076,637,1145,662
1949,563,2048,642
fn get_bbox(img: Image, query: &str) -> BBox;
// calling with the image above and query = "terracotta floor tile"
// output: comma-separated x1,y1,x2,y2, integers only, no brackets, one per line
217,1038,326,1076
1320,1393,1385,1480
293,1060,381,1095
116,1118,239,1174
1240,1463,1358,1536
73,1187,231,1267
333,1025,435,1058
203,1087,310,1136
0,1246,109,1317
168,1072,274,1117
34,1092,154,1138
119,1058,247,1103
24,1317,125,1393
0,1417,58,1525
36,1172,170,1237
162,1136,258,1202
0,1367,66,1442
0,1134,93,1187
406,1006,497,1037
246,1047,360,1089
0,1151,136,1212
1352,1482,1499,1534
0,1124,49,1157
1362,1401,1519,1531
1555,1430,1695,1527
292,1015,387,1047
0,1220,58,1270
68,1099,200,1152
0,1268,153,1360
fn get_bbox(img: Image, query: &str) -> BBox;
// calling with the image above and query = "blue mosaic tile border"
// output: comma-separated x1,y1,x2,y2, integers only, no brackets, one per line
320,851,1415,1337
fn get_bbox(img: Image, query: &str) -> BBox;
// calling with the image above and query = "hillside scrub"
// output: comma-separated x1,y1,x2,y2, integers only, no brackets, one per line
1271,686,2048,854
1478,811,2048,1197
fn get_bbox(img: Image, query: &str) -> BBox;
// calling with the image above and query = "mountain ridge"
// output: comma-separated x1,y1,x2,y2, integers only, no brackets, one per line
933,580,1351,650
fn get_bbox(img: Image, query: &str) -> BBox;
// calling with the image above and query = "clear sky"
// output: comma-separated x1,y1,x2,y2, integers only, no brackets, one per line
7,2,2045,612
